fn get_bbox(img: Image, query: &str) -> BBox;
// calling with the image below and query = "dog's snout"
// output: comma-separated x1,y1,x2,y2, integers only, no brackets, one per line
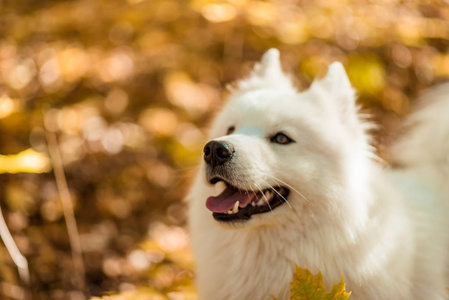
204,141,234,167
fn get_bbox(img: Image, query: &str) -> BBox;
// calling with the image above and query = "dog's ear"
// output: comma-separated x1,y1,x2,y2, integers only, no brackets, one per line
253,49,285,79
234,49,295,93
310,62,369,140
311,62,358,120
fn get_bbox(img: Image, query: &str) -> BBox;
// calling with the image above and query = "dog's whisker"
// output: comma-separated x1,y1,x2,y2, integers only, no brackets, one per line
270,185,292,209
266,175,312,205
255,183,272,212
260,179,293,209
250,189,258,202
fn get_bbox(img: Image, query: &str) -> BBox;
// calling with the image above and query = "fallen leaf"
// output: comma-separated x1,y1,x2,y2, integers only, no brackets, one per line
274,266,351,300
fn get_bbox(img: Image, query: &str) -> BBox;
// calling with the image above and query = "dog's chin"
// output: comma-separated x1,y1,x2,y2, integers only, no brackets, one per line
206,177,290,226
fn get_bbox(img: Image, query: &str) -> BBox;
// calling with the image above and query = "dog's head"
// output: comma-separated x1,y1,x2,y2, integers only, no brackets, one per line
194,49,372,228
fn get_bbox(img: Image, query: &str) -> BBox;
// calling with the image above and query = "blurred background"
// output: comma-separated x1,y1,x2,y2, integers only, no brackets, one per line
0,0,448,299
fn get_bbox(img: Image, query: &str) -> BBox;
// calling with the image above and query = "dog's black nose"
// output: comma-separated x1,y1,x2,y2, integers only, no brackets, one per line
203,141,234,168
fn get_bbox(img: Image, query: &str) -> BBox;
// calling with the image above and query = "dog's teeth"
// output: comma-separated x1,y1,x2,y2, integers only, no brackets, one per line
227,210,233,214
232,201,239,213
251,202,256,207
257,199,265,206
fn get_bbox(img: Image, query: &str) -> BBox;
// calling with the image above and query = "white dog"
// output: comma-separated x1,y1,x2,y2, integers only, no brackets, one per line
187,49,449,300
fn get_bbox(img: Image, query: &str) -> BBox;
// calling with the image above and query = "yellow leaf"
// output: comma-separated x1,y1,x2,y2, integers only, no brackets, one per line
0,149,51,174
289,266,351,300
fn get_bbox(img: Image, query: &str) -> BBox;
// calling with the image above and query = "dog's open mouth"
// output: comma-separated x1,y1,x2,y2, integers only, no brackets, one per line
206,178,290,222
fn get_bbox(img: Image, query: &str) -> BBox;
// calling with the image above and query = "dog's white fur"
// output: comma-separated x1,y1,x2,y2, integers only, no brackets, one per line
187,49,449,300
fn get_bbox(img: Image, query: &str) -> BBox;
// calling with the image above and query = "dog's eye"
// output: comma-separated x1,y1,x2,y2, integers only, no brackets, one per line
271,133,293,144
227,126,235,135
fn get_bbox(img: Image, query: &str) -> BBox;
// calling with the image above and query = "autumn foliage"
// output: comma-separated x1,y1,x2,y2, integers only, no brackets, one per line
281,267,351,300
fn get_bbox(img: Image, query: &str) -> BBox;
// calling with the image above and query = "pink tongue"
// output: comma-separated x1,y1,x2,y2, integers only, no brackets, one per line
206,186,253,213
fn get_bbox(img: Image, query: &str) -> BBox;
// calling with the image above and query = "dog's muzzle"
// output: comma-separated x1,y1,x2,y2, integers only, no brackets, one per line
203,141,235,168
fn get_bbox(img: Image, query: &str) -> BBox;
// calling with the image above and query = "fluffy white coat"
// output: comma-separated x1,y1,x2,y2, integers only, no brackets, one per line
187,49,449,300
